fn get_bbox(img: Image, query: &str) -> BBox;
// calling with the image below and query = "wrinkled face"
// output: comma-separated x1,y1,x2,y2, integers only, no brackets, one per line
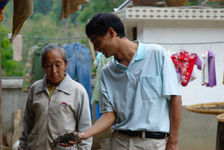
43,49,67,85
90,31,116,58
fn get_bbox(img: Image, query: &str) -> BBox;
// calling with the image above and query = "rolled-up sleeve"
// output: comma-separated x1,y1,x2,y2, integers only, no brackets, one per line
99,72,114,113
162,52,181,100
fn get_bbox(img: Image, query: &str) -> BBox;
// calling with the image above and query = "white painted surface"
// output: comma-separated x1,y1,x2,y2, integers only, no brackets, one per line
123,19,224,106
115,7,224,21
114,6,223,150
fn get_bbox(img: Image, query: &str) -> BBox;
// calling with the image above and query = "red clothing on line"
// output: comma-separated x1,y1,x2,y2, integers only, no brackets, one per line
171,50,197,86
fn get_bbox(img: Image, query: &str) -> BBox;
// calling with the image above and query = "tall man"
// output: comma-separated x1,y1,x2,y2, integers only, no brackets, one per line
80,12,182,150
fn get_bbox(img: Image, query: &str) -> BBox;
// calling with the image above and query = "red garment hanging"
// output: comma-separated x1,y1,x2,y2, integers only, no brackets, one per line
171,50,197,86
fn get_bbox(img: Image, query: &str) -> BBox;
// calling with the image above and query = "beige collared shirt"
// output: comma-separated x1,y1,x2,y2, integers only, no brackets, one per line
19,74,92,150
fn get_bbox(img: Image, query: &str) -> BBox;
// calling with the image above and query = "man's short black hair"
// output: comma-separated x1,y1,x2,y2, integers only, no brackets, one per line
86,12,125,38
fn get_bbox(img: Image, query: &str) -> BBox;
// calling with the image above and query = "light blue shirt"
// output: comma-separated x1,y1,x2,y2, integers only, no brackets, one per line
99,42,181,133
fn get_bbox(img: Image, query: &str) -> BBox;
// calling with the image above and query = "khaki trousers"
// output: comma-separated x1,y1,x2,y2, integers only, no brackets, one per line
110,132,167,150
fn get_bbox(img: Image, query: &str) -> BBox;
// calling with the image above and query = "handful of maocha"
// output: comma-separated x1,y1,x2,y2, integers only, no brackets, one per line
52,132,81,147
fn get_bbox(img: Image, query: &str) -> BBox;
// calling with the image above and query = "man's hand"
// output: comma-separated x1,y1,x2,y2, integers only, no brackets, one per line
166,138,178,150
59,111,116,147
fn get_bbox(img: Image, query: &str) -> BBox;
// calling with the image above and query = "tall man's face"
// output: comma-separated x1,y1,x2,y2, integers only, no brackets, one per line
90,28,118,58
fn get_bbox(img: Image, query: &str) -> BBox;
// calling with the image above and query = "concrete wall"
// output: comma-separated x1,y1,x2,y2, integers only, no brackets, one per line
2,78,27,134
179,108,217,150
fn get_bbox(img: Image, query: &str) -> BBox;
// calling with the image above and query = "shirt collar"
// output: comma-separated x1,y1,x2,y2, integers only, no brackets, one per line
132,41,146,61
34,73,73,95
56,74,73,95
113,41,146,70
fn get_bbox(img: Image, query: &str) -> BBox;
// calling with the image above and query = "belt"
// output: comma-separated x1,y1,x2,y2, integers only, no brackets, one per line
114,130,168,139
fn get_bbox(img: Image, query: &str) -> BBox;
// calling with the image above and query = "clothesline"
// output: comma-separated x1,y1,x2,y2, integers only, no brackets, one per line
2,33,224,45
145,41,224,45
0,33,86,41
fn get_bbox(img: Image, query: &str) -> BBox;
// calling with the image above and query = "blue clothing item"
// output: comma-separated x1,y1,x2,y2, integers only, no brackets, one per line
64,42,93,119
96,52,103,64
0,0,9,22
96,103,103,119
99,42,181,133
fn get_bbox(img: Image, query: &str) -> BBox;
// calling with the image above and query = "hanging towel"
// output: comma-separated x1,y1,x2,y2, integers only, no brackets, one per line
171,50,197,86
0,0,9,22
11,0,33,41
206,50,216,87
201,50,217,87
22,43,48,92
12,34,22,61
201,50,209,85
60,0,88,20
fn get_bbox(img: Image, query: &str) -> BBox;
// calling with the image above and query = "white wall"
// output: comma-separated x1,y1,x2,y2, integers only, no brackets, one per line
121,15,224,150
138,20,224,106
131,19,224,150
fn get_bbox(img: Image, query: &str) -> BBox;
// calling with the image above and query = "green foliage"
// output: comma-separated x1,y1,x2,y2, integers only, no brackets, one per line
207,1,224,8
77,0,126,24
187,1,199,6
34,0,54,15
0,32,24,76
187,0,224,7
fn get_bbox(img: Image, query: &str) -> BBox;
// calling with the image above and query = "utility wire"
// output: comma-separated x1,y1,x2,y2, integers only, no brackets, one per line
1,33,224,45
145,41,224,45
0,33,86,40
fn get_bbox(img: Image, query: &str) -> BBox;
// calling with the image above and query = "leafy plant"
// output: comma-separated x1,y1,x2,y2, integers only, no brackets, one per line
187,1,200,6
1,26,24,77
77,0,126,24
1,38,24,77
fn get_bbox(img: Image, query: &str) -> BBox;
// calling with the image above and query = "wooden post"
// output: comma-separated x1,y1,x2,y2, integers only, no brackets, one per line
12,109,22,145
216,121,224,150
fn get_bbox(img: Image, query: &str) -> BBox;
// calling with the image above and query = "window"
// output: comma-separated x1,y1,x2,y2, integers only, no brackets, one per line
132,27,137,41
